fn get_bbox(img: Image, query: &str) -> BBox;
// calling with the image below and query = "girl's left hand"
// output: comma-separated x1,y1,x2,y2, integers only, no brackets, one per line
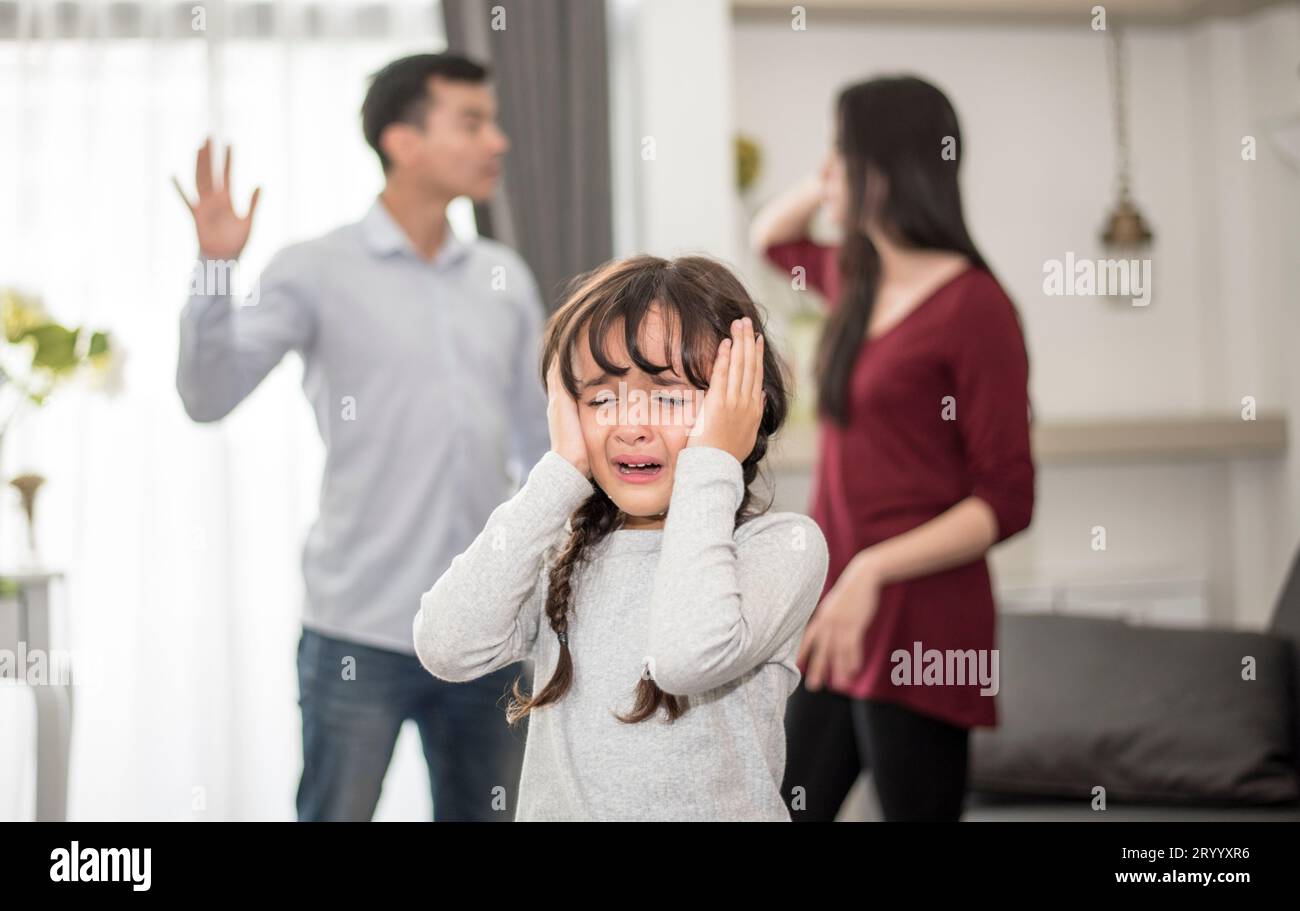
688,317,765,464
797,554,883,691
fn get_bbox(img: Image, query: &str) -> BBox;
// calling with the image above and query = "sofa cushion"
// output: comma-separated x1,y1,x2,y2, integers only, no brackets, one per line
970,614,1299,804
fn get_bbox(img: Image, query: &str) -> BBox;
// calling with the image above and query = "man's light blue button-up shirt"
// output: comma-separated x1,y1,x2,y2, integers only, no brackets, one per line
178,198,552,653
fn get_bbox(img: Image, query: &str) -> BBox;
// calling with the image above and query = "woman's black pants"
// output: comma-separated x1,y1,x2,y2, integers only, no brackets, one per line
782,681,970,821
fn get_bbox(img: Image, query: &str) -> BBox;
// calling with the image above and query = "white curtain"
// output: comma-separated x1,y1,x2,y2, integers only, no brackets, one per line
0,0,457,821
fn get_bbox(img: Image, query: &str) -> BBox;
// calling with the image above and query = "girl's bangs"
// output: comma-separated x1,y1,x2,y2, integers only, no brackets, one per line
561,269,717,394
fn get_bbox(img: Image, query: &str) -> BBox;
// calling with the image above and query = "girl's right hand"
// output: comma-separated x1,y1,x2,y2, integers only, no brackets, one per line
546,359,591,479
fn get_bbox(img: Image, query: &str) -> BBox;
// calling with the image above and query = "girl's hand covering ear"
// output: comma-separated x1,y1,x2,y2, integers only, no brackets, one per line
687,317,765,464
546,359,592,479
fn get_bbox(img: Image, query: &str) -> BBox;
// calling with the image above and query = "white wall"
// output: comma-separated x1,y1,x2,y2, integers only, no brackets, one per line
730,4,1300,626
609,0,737,261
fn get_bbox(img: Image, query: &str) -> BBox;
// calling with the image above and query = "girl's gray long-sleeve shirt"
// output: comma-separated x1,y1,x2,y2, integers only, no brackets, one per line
413,445,829,822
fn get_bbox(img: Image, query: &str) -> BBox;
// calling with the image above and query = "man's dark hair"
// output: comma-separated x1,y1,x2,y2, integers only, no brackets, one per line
362,53,489,172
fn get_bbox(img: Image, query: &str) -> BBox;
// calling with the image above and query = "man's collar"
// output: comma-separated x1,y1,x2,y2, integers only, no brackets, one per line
361,197,472,269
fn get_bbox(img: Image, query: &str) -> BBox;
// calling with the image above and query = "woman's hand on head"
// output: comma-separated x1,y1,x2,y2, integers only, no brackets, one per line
687,317,765,464
546,359,591,479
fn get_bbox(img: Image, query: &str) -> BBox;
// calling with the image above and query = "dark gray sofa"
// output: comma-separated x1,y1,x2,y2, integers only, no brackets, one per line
962,548,1300,821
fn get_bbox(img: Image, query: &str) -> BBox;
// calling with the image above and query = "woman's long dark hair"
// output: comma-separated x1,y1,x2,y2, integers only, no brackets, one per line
506,255,790,725
817,75,987,424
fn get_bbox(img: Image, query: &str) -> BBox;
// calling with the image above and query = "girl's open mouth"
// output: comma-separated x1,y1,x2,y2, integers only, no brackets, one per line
612,456,664,484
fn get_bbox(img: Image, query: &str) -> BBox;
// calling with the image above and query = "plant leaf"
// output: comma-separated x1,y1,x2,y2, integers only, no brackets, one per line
25,324,81,371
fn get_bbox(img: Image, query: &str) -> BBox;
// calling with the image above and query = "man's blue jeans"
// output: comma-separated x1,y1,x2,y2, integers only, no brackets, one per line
295,627,526,821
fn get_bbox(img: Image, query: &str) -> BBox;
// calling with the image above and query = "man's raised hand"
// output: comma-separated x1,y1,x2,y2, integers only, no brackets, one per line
172,137,260,260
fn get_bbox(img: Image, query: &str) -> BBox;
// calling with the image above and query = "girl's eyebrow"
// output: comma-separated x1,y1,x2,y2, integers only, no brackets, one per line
580,371,685,390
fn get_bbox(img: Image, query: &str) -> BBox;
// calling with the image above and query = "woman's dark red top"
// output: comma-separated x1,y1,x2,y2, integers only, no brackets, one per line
765,239,1035,729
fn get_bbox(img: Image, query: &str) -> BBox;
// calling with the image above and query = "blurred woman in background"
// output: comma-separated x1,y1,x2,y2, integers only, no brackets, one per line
751,75,1035,821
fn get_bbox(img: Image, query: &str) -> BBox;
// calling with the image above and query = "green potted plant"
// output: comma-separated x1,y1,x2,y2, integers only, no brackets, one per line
0,288,121,571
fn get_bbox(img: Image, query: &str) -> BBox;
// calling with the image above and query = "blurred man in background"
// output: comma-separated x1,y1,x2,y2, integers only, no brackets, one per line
172,53,549,821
